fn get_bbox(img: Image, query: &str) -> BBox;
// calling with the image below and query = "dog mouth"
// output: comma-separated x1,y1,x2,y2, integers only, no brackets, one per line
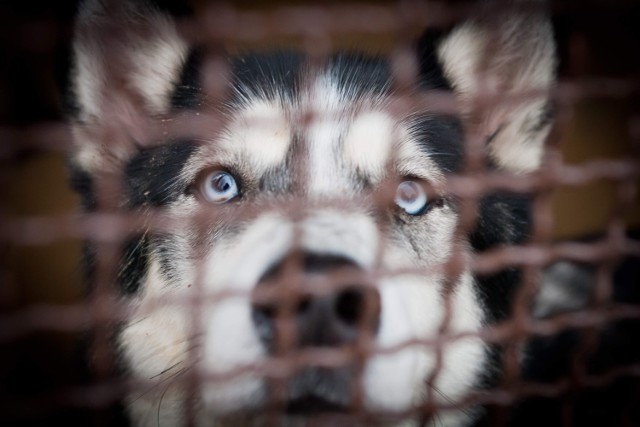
285,395,349,415
281,367,352,416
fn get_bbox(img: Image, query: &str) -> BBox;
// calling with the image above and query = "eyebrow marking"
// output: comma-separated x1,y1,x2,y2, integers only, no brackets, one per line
202,100,292,178
343,111,394,181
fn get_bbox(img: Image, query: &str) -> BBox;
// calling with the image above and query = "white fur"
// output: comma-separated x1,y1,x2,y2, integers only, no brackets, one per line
306,76,352,196
224,101,292,170
300,210,380,268
130,15,188,115
74,1,188,118
72,0,108,122
396,126,447,185
201,214,292,414
195,205,485,425
437,16,555,173
120,258,193,426
366,272,484,424
343,112,394,180
71,0,188,172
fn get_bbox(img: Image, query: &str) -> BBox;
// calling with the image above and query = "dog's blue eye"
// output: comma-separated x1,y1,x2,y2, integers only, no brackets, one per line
395,180,428,215
201,171,239,204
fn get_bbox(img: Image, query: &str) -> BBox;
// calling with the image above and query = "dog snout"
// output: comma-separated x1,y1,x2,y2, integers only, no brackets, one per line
252,252,380,351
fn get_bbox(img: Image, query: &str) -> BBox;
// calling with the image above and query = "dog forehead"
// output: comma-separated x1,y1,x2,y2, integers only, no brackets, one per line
304,75,397,195
187,90,400,186
222,100,292,171
184,70,446,193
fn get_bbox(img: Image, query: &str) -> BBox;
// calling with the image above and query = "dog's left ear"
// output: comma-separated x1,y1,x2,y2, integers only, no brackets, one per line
68,0,194,174
428,1,556,173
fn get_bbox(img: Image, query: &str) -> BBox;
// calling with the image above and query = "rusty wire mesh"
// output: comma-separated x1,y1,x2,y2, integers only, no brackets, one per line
1,1,640,426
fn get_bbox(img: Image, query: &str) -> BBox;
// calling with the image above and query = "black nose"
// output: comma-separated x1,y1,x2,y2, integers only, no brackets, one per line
252,253,380,351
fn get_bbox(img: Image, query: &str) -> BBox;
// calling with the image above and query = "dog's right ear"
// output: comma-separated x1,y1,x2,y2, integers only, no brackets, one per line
424,0,556,174
69,0,192,173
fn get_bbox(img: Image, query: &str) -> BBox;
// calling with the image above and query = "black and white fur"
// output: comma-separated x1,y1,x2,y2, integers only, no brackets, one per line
67,1,556,425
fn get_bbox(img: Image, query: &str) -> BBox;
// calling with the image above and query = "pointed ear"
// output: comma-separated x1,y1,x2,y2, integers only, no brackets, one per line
436,1,556,173
69,0,191,172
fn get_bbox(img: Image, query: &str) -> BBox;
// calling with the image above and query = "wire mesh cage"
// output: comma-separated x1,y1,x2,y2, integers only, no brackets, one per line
1,1,640,426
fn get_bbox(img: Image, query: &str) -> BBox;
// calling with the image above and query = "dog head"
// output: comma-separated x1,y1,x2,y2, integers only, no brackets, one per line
68,1,555,425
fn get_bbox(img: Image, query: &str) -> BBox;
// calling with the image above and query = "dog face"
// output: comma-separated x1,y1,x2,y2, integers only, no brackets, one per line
68,1,555,425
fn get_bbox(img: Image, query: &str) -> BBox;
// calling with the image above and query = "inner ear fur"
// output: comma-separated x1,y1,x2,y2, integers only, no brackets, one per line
436,0,557,173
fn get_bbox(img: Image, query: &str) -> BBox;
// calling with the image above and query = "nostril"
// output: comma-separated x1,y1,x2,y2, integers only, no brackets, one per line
297,298,311,315
252,304,275,345
253,252,381,349
334,288,365,326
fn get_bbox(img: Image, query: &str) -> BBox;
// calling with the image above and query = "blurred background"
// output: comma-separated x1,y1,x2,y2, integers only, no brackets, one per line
1,0,639,425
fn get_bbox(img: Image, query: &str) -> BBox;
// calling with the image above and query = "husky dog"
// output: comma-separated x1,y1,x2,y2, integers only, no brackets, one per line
67,0,556,425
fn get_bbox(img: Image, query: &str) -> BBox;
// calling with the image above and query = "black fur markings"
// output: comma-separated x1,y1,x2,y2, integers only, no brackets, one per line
148,0,194,17
68,163,97,211
416,28,455,92
230,51,390,106
69,162,143,294
125,139,197,207
258,158,294,195
170,47,203,110
114,140,197,294
231,52,303,105
70,136,195,295
411,114,464,174
329,53,391,100
154,234,183,284
118,235,150,295
470,192,532,322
